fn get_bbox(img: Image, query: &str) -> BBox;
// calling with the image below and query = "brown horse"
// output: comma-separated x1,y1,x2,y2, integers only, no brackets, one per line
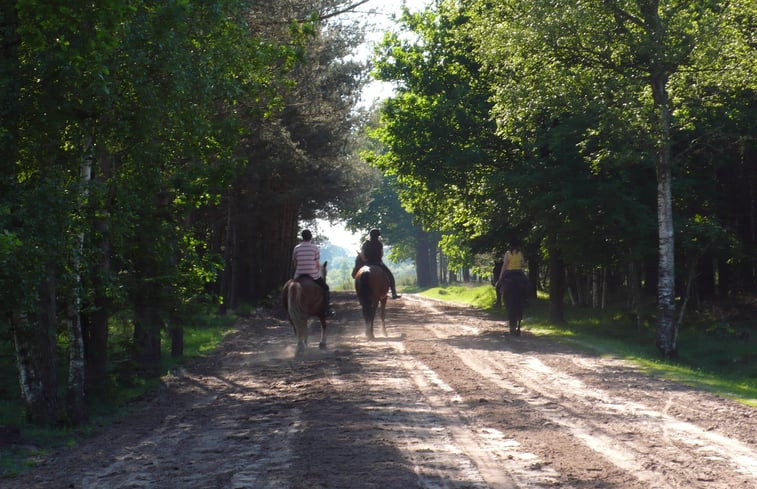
282,262,328,356
352,254,389,339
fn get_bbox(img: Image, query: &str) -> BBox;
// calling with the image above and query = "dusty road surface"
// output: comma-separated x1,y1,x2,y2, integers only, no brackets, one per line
5,292,756,489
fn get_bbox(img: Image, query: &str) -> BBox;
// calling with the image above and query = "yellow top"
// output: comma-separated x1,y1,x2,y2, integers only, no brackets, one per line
505,250,524,270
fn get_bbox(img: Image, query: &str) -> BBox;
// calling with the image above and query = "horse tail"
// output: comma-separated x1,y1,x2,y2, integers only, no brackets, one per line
357,270,375,321
286,280,307,324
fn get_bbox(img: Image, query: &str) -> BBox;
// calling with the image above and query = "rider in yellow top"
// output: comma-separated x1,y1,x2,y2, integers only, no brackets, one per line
495,239,528,293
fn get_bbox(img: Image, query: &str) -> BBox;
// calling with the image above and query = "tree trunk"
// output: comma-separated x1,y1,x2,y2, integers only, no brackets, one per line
169,321,184,358
717,258,730,298
414,229,433,286
133,253,162,375
12,271,59,425
629,257,644,332
527,252,539,299
85,147,113,392
133,301,162,376
66,144,92,425
651,75,677,358
744,140,757,293
429,238,439,286
548,247,565,323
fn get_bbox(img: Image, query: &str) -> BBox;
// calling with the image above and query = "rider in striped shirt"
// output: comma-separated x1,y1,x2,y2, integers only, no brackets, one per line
293,229,333,316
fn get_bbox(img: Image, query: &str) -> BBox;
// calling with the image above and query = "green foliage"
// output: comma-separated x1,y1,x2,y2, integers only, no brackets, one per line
368,0,756,356
1,0,311,426
368,3,507,270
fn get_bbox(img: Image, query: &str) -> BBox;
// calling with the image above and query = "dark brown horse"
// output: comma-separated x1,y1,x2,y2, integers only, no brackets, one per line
282,262,328,356
501,271,529,336
352,254,389,339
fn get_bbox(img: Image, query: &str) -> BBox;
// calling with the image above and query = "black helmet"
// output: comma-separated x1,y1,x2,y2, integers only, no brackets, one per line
301,229,312,240
369,228,381,239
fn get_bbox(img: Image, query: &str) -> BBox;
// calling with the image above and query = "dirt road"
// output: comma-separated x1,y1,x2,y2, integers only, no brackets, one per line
6,292,756,489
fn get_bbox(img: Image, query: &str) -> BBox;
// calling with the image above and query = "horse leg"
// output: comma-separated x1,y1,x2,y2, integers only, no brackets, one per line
516,300,523,335
318,316,327,349
364,299,376,339
294,319,308,357
366,318,375,340
516,281,527,336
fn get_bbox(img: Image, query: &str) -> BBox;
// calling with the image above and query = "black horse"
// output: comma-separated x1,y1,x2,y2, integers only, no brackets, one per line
500,271,529,335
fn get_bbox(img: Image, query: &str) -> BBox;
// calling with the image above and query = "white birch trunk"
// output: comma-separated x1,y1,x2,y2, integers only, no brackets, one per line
66,145,91,423
652,76,678,357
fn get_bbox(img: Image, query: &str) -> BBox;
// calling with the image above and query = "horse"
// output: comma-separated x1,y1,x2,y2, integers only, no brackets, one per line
282,262,329,356
500,271,529,336
351,254,389,339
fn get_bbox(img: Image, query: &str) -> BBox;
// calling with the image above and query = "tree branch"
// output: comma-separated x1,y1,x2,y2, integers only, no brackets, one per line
603,0,646,30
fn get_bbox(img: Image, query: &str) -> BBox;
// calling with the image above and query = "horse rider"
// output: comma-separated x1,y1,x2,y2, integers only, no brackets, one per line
292,229,334,316
495,239,529,299
360,228,402,299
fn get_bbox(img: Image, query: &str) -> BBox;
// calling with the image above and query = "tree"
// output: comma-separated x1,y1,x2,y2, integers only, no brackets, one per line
369,4,507,278
1,0,306,425
211,0,376,307
469,0,749,357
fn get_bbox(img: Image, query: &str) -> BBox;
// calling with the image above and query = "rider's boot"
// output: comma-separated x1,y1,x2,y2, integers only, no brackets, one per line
390,276,402,299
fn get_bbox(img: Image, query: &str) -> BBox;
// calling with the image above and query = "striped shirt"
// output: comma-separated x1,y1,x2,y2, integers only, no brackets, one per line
292,241,321,279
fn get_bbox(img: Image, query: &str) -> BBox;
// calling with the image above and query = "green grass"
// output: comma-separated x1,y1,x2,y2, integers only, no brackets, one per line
417,283,757,407
0,310,235,479
411,282,495,308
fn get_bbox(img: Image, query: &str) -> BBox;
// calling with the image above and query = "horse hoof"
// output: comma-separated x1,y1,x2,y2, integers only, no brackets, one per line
295,343,306,357
319,341,326,350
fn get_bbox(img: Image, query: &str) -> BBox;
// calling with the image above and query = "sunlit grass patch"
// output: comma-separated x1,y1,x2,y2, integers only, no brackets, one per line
417,282,497,309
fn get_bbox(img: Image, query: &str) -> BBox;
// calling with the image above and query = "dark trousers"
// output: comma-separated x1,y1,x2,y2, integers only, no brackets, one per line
368,261,398,295
314,277,330,310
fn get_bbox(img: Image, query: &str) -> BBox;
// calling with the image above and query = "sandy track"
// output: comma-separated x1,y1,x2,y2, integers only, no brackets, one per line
5,292,755,489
